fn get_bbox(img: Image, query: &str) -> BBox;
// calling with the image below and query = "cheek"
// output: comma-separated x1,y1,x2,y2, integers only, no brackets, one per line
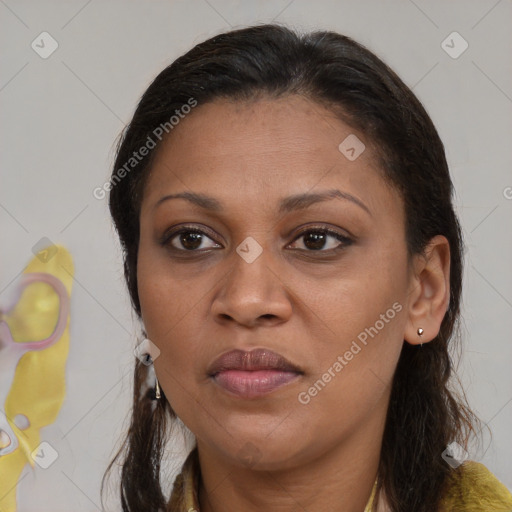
137,239,196,340
317,245,407,345
296,301,405,439
136,247,212,390
137,268,204,414
302,245,408,401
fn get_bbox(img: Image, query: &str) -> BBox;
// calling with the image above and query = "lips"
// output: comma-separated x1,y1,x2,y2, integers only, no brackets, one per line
208,348,303,399
207,348,303,376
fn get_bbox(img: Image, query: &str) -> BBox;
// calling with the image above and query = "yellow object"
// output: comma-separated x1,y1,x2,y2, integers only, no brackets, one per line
440,460,512,511
169,447,512,511
0,245,73,512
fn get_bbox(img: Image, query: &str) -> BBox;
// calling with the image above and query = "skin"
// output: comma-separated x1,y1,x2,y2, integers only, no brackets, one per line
137,95,450,512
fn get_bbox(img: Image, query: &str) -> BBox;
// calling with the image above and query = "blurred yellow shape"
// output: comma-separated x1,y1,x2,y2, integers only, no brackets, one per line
0,245,73,512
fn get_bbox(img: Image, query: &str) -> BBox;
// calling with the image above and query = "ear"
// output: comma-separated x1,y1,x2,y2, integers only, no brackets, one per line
404,235,451,345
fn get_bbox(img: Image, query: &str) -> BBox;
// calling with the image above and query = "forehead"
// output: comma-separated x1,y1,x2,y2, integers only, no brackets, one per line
142,95,401,218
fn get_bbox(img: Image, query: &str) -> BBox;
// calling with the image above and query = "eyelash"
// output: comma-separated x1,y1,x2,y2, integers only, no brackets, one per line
159,224,353,255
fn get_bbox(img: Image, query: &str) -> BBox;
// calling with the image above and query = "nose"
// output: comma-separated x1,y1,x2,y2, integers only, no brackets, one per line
211,241,293,328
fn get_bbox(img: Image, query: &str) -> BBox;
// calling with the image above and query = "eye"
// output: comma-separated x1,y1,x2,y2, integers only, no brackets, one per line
161,226,221,252
288,227,352,253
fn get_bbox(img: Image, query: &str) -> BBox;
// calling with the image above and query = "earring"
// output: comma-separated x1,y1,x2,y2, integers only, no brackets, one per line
417,327,424,347
155,378,161,400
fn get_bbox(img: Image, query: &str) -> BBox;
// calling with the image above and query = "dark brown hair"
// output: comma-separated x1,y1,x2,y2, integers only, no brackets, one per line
103,23,482,511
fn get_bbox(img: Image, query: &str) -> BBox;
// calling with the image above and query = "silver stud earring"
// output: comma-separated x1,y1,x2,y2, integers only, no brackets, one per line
417,327,424,347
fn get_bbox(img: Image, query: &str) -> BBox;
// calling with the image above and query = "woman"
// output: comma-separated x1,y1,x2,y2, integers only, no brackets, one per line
103,24,512,511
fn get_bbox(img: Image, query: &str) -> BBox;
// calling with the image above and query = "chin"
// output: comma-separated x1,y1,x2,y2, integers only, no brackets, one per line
220,433,307,472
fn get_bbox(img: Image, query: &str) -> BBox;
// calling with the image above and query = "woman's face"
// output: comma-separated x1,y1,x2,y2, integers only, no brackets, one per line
137,95,414,469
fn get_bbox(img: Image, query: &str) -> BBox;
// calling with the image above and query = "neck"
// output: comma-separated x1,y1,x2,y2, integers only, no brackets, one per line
197,397,389,512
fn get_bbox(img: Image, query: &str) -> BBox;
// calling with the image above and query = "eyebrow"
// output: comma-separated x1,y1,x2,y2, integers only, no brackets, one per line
154,189,371,216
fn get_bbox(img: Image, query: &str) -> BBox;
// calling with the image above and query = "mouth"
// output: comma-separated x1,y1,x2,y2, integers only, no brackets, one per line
208,348,304,399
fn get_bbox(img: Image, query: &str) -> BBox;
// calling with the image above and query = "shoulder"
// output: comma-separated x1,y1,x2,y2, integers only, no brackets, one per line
439,460,512,511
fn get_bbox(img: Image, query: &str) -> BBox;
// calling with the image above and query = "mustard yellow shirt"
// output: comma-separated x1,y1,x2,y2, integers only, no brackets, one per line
168,448,512,511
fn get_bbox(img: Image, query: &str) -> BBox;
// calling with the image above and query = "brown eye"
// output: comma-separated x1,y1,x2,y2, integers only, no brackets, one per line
162,228,221,252
289,228,352,252
176,231,204,250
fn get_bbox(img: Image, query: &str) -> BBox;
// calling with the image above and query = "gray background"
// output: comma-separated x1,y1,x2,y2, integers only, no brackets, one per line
1,0,511,510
